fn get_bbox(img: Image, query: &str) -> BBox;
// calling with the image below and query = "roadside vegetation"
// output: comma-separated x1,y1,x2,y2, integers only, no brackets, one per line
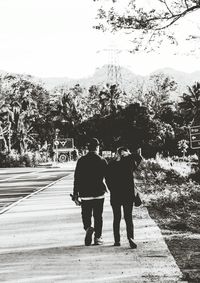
0,71,200,163
137,156,200,282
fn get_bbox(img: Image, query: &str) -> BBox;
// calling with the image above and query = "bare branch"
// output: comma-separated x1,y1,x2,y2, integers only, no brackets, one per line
154,14,182,30
115,4,200,31
159,0,175,16
184,0,189,9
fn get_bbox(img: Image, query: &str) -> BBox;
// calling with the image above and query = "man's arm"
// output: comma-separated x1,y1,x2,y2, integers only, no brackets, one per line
73,158,82,196
102,158,109,192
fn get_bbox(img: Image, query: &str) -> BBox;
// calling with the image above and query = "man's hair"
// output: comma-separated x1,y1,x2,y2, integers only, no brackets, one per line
88,138,100,151
117,147,129,155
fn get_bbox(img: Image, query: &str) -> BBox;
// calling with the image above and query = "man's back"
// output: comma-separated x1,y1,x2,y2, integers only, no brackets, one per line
74,152,107,197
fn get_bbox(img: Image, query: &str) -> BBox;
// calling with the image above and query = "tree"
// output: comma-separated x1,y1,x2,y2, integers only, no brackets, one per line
0,100,39,154
146,118,175,156
179,81,200,125
50,84,87,138
94,0,200,52
178,139,189,159
0,74,51,153
88,84,125,116
99,84,125,114
136,73,177,118
79,102,151,152
2,74,50,115
179,81,200,166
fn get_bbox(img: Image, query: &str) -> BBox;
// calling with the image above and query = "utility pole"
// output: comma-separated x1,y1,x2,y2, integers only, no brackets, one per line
97,47,124,87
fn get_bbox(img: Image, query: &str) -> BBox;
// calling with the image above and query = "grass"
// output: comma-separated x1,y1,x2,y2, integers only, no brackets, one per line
136,156,200,282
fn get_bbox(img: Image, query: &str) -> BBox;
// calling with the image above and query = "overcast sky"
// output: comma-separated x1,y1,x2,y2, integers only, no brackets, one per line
0,0,200,78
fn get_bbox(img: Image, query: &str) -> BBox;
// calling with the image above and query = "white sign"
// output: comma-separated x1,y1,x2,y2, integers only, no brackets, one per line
102,151,112,158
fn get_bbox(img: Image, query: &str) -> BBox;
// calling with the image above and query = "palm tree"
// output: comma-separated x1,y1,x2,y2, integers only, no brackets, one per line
0,98,39,154
99,84,124,115
179,82,200,126
179,82,200,167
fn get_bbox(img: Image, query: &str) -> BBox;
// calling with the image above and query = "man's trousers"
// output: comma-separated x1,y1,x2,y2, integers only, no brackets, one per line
81,198,104,239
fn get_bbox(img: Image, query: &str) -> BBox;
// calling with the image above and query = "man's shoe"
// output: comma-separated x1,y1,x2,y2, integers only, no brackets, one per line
129,238,137,249
94,237,103,245
114,242,121,246
85,227,94,246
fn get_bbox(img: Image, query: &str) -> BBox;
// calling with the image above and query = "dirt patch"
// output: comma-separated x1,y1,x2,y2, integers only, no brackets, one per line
149,209,200,283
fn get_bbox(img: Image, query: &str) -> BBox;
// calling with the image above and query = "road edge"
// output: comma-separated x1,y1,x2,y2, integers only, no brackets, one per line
0,174,72,215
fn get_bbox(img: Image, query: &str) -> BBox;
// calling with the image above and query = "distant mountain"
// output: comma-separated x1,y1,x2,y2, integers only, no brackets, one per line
40,66,200,98
40,65,145,93
1,66,200,101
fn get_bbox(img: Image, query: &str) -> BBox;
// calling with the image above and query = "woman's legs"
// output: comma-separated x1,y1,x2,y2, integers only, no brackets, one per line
123,202,134,240
111,203,122,244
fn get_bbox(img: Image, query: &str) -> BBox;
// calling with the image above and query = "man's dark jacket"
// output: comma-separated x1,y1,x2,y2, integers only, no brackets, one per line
73,152,107,198
106,153,142,204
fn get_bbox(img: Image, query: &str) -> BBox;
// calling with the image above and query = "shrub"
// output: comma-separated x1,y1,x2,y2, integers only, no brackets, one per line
144,182,200,233
137,158,188,186
137,156,200,234
0,150,45,167
3,150,20,167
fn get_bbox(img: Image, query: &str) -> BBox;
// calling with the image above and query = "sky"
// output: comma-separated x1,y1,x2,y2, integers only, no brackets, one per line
0,0,200,78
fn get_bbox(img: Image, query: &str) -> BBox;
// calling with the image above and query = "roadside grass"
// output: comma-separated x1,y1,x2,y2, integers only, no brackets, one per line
137,157,200,233
137,157,200,282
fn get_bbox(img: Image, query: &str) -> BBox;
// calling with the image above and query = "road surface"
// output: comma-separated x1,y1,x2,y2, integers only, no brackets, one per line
0,163,74,213
0,167,187,282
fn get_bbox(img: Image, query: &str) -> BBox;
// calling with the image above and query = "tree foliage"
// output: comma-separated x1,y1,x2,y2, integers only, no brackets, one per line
179,81,200,125
88,83,126,116
0,70,199,158
94,0,200,51
0,74,50,153
136,73,177,118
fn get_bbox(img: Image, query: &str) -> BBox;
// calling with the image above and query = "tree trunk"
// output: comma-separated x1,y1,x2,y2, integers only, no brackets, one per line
198,149,200,169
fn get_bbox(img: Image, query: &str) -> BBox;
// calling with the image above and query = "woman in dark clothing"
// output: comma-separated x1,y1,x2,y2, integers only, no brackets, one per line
106,147,142,249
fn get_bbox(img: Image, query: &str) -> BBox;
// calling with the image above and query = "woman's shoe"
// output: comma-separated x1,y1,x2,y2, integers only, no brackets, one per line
129,238,137,249
114,242,121,246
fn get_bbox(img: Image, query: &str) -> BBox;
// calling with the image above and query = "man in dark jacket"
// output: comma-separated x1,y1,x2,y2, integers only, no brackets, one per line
72,138,107,246
106,147,142,249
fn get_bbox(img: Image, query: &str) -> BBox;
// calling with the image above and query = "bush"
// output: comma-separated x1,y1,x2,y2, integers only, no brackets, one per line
0,150,45,167
143,181,200,233
1,151,20,167
137,158,188,186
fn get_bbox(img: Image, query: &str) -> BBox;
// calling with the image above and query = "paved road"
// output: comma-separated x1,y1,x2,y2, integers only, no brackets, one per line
0,163,74,213
0,171,187,282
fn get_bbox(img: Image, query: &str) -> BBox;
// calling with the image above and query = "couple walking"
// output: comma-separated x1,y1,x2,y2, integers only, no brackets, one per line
72,138,142,248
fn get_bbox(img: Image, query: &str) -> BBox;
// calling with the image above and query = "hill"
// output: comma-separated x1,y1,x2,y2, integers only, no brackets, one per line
40,66,200,99
1,66,200,101
40,65,144,93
